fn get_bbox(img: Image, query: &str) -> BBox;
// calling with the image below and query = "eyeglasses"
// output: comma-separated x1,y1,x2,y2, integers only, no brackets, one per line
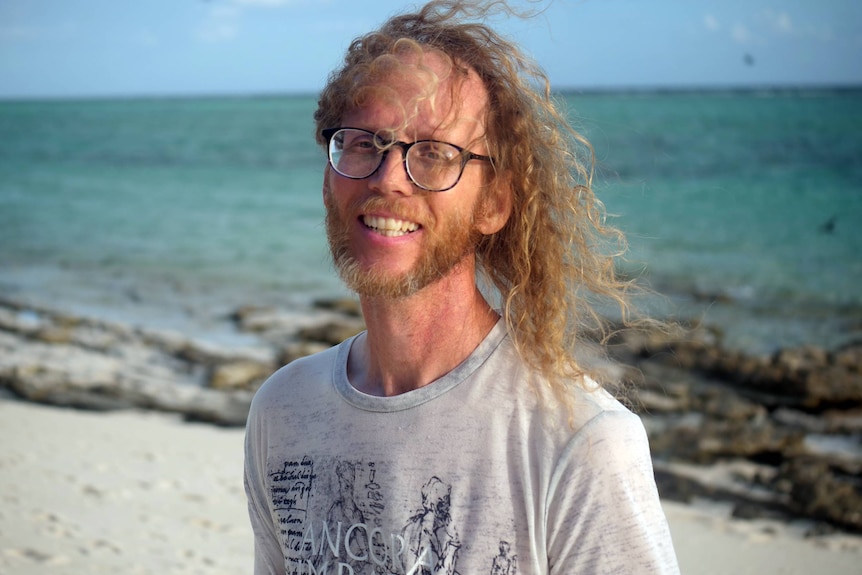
322,127,493,192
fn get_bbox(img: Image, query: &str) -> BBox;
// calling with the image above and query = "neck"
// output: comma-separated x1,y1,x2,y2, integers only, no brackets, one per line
347,262,499,396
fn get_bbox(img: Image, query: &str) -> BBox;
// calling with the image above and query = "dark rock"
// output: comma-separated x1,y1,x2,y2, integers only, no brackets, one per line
794,434,862,475
32,325,75,344
229,305,277,325
615,323,862,411
775,345,830,373
776,458,862,532
731,501,788,522
772,408,829,434
636,389,686,413
314,297,363,317
0,301,265,427
278,342,331,365
175,389,253,427
653,459,788,511
298,320,365,346
650,416,803,463
208,360,273,391
692,386,766,421
4,297,862,532
804,522,841,538
821,409,862,434
835,344,862,371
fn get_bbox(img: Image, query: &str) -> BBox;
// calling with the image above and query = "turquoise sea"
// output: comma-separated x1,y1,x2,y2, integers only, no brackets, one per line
1,90,861,353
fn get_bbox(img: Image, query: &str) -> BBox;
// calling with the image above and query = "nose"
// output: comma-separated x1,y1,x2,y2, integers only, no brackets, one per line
367,146,414,195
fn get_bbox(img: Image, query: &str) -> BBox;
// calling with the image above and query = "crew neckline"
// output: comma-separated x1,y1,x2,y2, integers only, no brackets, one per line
332,318,509,412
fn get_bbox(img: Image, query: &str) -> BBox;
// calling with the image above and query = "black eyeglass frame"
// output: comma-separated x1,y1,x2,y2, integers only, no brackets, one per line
322,127,493,192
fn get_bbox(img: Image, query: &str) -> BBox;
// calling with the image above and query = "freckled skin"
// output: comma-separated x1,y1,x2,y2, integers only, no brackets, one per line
321,51,510,397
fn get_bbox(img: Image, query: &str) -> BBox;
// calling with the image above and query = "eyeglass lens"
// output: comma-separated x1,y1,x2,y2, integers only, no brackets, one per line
328,128,466,192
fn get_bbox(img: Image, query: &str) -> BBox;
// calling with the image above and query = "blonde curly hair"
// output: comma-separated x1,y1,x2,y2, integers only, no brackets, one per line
314,0,640,396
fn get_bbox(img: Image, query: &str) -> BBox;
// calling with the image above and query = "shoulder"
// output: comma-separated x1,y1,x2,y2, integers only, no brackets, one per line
494,334,637,430
540,384,677,572
549,386,651,480
483,334,646,457
247,340,345,418
561,400,651,474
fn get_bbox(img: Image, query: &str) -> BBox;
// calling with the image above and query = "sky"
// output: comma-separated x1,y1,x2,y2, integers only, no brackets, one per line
0,0,860,99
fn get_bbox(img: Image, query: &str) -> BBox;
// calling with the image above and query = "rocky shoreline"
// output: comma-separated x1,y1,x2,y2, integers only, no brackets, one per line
1,296,860,535
608,324,862,534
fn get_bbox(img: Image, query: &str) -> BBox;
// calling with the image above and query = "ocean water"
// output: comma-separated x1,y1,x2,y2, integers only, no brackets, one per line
1,90,860,352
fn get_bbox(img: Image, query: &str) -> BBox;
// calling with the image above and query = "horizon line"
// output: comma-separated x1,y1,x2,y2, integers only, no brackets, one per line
2,82,861,104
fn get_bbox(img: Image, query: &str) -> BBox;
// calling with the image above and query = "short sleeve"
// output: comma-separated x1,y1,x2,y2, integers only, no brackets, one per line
546,409,679,574
244,394,287,575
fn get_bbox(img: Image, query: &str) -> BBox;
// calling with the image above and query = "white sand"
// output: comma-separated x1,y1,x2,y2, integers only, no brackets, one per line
0,399,250,575
1,398,860,575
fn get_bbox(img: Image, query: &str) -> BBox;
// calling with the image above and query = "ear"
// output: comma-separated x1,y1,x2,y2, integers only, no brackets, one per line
476,177,512,235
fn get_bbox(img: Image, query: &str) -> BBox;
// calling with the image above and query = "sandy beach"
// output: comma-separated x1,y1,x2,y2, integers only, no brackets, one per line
1,398,860,575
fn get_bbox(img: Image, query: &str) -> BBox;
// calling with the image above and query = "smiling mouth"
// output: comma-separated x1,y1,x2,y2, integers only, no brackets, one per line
362,215,420,237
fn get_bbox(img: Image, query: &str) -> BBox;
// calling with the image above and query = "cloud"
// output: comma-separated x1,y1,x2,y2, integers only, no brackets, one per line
760,9,834,42
195,0,296,43
731,23,752,44
721,9,835,48
234,0,294,5
135,29,159,47
196,5,241,43
703,14,720,32
762,9,793,34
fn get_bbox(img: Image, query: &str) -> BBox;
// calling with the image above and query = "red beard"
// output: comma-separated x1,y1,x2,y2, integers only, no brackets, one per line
324,192,483,299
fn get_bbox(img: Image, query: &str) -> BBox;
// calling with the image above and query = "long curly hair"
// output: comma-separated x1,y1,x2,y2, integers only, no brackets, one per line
314,0,641,397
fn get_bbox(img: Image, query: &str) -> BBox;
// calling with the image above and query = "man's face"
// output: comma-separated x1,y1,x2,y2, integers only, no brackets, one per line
323,52,494,299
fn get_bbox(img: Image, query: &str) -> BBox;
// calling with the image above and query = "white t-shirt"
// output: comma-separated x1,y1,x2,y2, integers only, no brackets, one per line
244,320,679,575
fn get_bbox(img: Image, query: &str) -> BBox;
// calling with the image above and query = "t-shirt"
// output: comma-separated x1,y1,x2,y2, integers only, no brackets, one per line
244,320,679,575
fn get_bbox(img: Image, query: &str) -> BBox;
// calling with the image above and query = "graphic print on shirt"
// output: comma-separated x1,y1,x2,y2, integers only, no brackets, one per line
269,457,513,575
401,476,460,575
489,540,518,575
268,455,318,571
307,459,384,574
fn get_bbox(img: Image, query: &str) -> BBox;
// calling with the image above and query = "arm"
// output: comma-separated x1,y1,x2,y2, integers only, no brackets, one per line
546,410,680,575
244,404,287,575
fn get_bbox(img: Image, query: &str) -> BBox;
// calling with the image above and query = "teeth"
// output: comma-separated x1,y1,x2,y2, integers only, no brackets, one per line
363,215,419,237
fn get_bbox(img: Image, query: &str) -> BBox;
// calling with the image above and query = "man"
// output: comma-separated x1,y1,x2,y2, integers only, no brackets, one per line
244,2,680,574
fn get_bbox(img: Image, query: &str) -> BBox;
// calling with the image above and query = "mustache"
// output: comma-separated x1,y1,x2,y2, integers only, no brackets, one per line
348,195,430,226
